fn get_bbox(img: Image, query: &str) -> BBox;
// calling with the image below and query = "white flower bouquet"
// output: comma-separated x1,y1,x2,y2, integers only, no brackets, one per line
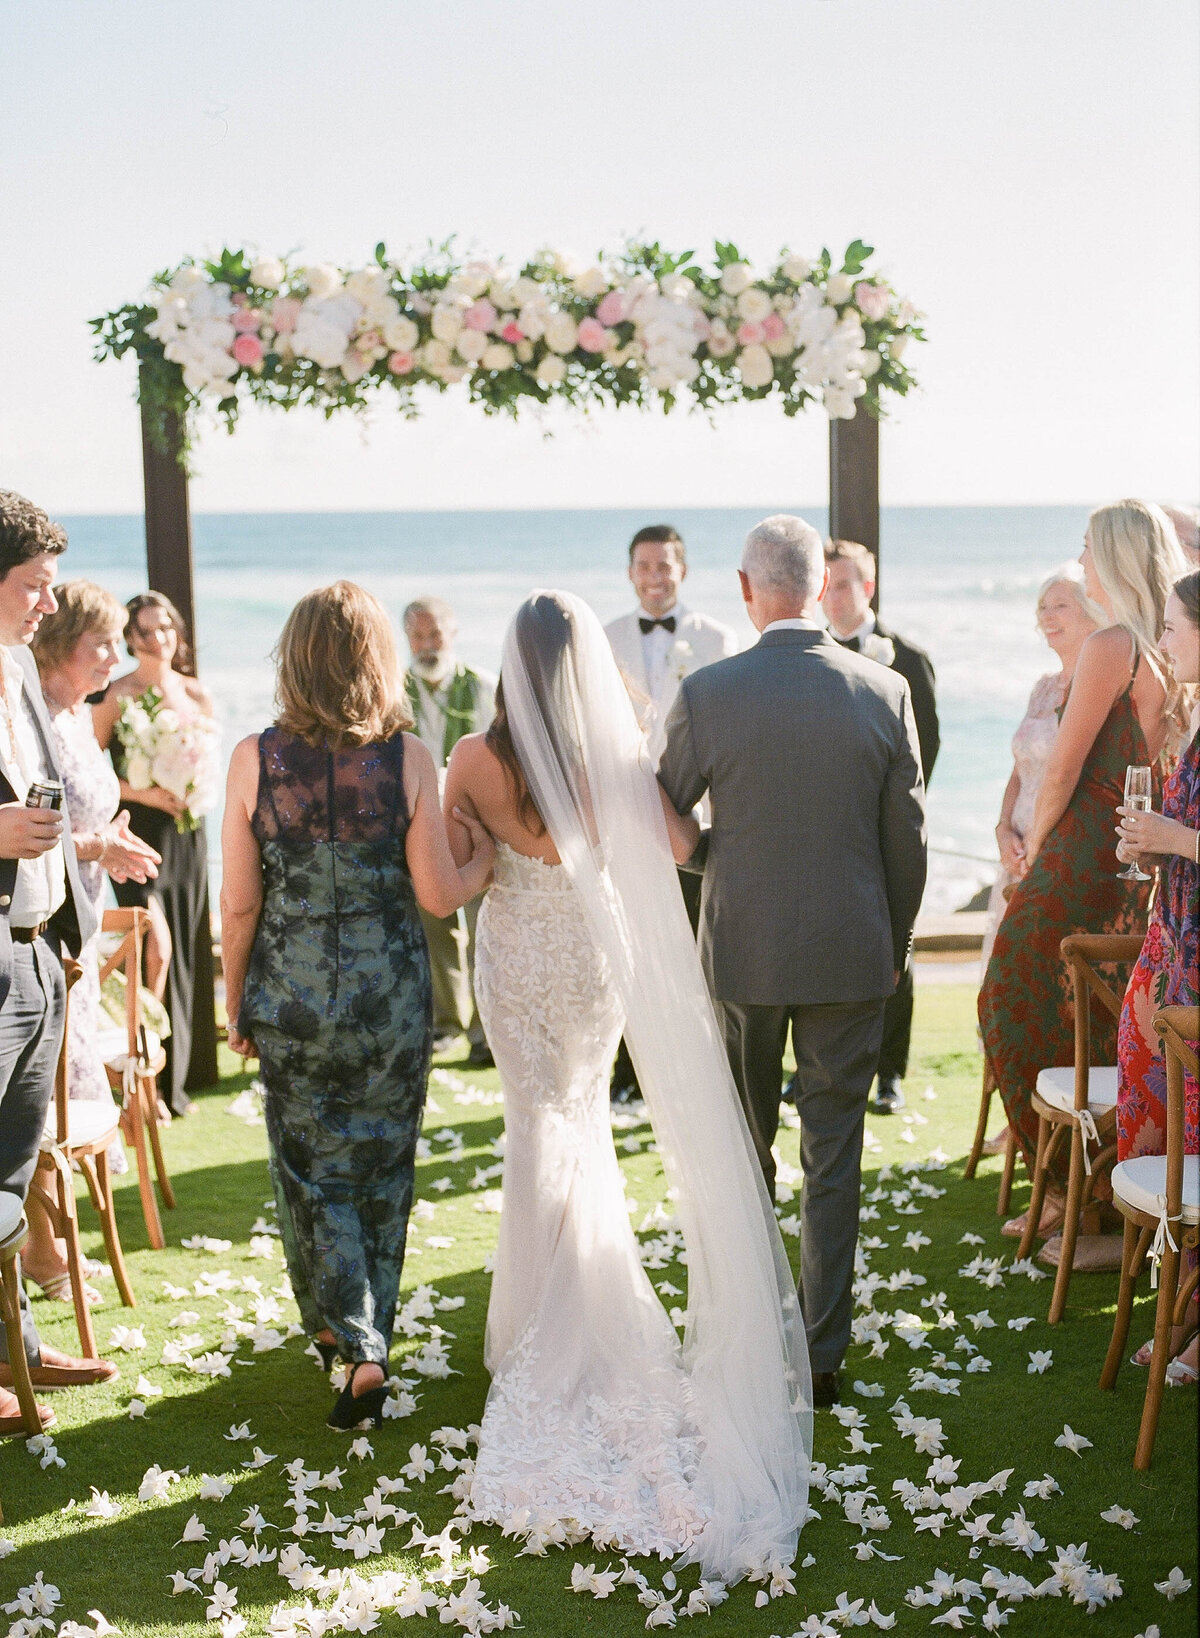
114,686,220,833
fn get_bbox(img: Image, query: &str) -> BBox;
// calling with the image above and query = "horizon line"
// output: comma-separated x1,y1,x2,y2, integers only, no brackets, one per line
54,499,1107,519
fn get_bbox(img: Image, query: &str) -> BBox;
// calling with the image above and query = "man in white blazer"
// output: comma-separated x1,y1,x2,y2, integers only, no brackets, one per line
605,524,738,1098
604,524,739,767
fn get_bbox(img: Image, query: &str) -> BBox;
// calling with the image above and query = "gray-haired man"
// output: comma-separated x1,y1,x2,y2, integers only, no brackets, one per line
658,514,927,1405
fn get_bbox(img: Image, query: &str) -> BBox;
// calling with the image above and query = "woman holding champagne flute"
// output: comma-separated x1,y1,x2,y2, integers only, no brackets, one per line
979,500,1187,1249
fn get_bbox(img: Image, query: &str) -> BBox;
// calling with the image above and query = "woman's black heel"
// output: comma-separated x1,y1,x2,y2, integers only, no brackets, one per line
315,1340,338,1372
327,1362,388,1430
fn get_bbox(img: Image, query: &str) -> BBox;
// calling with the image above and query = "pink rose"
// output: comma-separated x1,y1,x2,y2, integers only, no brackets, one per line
576,317,610,353
762,311,787,341
232,334,263,367
358,328,383,351
737,321,765,346
232,307,261,333
596,290,626,326
388,350,415,374
854,281,890,321
500,320,525,345
270,297,301,335
464,299,498,332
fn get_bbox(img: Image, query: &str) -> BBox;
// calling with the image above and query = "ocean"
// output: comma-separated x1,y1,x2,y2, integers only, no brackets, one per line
59,504,1095,917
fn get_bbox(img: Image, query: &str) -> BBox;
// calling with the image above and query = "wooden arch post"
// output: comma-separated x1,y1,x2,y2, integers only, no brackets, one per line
828,404,881,610
139,368,219,1091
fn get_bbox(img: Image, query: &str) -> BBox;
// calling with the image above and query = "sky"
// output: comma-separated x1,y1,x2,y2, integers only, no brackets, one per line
2,0,1197,514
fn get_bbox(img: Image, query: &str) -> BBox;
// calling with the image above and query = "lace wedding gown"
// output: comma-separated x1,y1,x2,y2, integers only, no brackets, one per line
467,841,711,1557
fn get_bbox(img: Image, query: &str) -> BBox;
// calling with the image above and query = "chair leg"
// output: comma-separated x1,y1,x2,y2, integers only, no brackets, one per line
126,1086,165,1251
1173,1261,1199,1323
1018,1117,1052,1260
1048,1123,1087,1324
1100,1217,1143,1389
965,1062,994,1181
1135,1243,1181,1469
78,1153,135,1309
996,1128,1018,1218
1,1253,43,1434
41,1154,98,1360
144,1080,175,1211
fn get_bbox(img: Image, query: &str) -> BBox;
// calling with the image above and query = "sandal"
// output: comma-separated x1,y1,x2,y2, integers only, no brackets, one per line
1132,1325,1200,1369
1166,1357,1199,1387
327,1362,388,1430
27,1269,102,1307
1001,1194,1066,1239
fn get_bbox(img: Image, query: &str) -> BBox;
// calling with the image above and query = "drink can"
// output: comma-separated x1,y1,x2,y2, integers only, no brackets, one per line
25,780,65,811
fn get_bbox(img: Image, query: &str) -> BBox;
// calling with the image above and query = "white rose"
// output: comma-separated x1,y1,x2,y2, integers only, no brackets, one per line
431,304,464,344
481,342,514,371
454,328,488,362
489,280,519,310
859,349,881,377
249,257,284,291
736,287,773,323
824,385,857,418
766,331,794,359
536,353,567,386
302,264,342,300
891,334,910,361
719,263,754,296
383,315,419,352
573,266,609,300
459,262,494,299
345,268,389,306
551,249,581,277
421,339,452,371
737,344,774,389
125,752,153,790
340,350,371,383
170,265,206,294
659,273,694,302
543,312,579,354
515,340,534,363
706,322,736,359
781,253,812,282
511,276,541,307
825,274,854,305
362,294,400,329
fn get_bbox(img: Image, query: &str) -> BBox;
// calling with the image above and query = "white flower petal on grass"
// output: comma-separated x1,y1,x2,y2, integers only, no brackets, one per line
959,1232,985,1246
137,1464,181,1502
1023,1475,1060,1500
198,1474,232,1501
127,1399,147,1418
1006,1316,1035,1331
224,1422,252,1441
1054,1424,1093,1456
869,1603,897,1628
107,1324,147,1351
1154,1567,1191,1599
853,1380,885,1398
83,1488,119,1518
242,1446,277,1469
1027,1350,1053,1374
134,1374,162,1397
1099,1503,1138,1529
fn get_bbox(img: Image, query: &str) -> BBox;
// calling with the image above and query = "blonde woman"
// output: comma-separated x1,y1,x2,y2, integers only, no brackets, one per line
980,500,1186,1244
221,583,493,1430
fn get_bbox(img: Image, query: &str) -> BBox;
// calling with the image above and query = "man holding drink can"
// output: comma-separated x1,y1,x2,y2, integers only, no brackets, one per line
0,490,115,1435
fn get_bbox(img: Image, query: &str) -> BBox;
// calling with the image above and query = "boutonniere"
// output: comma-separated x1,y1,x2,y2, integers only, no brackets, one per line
668,638,694,682
860,634,896,668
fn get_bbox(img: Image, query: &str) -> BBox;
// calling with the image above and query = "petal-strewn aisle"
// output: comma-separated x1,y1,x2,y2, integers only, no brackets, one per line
2,985,1196,1638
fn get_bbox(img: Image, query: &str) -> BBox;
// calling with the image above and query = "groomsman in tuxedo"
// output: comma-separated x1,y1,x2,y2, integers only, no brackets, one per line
659,514,926,1404
822,539,939,1115
0,490,116,1434
605,524,737,1097
403,597,497,1065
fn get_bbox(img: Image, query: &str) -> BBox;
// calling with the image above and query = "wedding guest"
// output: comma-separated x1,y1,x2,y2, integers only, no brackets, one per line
1163,504,1199,567
1114,569,1199,1384
981,564,1104,973
93,592,215,1117
822,538,939,1114
0,491,115,1436
605,524,738,1098
403,596,496,1065
980,499,1187,1248
221,582,494,1429
659,515,926,1404
21,581,161,1303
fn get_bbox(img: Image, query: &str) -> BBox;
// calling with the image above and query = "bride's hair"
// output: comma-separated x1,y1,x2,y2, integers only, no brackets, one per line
486,593,578,835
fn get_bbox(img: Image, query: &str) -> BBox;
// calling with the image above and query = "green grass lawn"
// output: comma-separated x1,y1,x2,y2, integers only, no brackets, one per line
1,984,1196,1637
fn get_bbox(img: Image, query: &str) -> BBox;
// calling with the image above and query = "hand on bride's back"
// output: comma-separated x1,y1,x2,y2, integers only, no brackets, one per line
453,804,496,871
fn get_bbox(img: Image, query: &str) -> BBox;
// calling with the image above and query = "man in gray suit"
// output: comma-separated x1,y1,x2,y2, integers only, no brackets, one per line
658,514,926,1405
0,490,115,1436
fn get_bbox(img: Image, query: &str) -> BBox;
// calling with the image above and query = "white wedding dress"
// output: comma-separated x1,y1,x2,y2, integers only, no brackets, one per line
462,591,811,1583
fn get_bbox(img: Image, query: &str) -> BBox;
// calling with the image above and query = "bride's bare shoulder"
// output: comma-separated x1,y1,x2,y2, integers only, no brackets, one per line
448,732,503,781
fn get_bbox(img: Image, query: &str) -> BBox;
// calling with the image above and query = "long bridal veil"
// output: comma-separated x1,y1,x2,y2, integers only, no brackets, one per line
500,590,812,1580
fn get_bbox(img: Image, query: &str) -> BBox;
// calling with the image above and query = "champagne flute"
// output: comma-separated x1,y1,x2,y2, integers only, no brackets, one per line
1117,765,1153,881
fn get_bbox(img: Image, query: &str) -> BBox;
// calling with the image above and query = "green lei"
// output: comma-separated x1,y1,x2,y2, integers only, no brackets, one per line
405,664,481,764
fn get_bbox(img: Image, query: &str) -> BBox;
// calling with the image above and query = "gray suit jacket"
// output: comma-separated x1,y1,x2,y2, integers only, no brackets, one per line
0,645,96,1006
658,628,927,1007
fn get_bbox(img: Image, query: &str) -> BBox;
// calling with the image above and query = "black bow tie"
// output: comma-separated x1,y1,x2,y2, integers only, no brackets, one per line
834,634,861,651
639,615,676,634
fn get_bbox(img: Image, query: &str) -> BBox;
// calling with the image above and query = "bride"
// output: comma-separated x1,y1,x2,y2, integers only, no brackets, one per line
443,590,811,1583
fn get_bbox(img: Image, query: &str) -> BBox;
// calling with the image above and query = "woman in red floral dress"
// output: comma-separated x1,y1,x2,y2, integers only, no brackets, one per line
1115,570,1199,1381
979,501,1187,1242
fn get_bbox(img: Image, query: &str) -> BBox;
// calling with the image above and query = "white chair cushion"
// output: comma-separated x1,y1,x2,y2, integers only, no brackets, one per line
0,1190,25,1243
96,1023,130,1064
1035,1065,1118,1113
1113,1155,1200,1224
40,1098,121,1151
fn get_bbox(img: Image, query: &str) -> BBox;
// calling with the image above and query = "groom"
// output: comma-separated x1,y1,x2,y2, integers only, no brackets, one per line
658,514,926,1405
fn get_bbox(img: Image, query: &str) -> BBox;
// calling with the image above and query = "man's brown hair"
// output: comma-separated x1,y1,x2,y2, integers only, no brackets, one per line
0,490,67,579
825,538,876,583
628,524,686,567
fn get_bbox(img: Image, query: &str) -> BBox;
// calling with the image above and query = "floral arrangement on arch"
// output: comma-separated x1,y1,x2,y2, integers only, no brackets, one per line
93,239,924,463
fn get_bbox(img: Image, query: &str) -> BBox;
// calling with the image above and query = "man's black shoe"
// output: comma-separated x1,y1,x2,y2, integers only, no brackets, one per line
782,1073,797,1106
812,1370,841,1408
467,1040,494,1069
870,1076,906,1114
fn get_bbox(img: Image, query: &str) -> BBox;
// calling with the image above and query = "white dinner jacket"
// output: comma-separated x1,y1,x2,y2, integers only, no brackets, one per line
605,604,739,765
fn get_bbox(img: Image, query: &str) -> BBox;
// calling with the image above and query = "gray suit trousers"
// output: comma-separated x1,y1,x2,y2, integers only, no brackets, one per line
0,934,66,1365
719,996,885,1374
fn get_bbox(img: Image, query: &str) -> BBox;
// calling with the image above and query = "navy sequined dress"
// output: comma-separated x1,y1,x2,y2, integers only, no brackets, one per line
240,727,432,1366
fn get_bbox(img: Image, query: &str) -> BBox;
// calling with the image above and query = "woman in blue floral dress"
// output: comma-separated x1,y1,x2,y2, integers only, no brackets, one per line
220,583,494,1429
